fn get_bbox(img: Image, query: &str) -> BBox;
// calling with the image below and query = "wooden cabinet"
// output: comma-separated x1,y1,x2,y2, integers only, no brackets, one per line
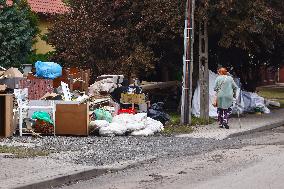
0,94,14,137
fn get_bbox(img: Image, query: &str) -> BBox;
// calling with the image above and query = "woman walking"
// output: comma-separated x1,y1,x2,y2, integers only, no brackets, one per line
214,67,238,129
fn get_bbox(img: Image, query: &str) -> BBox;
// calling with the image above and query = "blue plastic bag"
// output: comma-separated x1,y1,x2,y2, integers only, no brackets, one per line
35,61,62,79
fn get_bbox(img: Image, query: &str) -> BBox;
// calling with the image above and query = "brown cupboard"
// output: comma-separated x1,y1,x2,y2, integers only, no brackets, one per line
0,94,14,137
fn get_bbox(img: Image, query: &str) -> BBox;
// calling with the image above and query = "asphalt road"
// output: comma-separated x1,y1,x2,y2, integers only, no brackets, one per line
57,126,284,189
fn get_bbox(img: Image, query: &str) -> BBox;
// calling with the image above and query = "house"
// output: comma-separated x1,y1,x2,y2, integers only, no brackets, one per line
259,65,284,85
278,66,284,83
6,0,68,54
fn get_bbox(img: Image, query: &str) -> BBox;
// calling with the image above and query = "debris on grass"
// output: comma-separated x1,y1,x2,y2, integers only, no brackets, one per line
0,145,49,158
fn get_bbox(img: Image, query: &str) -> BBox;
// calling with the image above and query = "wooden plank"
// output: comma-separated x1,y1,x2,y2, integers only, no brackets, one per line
141,81,180,91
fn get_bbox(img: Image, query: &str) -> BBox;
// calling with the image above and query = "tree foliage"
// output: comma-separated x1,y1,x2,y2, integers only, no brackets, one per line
0,0,39,68
197,0,284,67
195,0,284,90
48,0,283,83
48,0,185,79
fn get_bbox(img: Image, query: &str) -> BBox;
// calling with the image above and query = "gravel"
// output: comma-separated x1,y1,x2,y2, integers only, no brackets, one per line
2,126,282,167
0,135,248,166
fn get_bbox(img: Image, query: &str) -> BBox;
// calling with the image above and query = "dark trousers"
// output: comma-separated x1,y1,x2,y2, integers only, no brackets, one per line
217,107,232,125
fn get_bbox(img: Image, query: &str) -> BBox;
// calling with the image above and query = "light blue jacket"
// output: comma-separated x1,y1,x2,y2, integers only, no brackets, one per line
214,75,238,109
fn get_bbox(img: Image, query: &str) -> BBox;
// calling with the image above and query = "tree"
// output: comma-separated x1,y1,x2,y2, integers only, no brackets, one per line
189,0,283,91
48,0,283,89
195,0,284,90
0,0,39,68
47,0,185,80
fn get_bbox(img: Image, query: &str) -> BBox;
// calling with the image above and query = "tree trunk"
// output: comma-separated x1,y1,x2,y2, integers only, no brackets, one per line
199,19,209,122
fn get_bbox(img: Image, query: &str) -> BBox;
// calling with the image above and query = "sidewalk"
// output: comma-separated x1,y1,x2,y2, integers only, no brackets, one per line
0,155,151,189
1,109,284,189
178,108,284,140
0,157,94,189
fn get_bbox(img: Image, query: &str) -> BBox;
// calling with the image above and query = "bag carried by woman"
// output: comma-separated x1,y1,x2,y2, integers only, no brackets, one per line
212,95,218,107
212,78,227,107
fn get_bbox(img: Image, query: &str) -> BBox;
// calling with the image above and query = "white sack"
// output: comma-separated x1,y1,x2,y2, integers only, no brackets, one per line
99,122,127,136
90,120,109,128
112,113,147,131
98,113,163,136
131,117,164,136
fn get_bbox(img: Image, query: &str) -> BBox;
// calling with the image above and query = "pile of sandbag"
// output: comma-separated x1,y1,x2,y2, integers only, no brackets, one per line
91,113,164,136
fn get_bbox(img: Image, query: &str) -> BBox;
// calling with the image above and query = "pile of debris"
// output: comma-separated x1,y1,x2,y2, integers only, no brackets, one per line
91,113,164,137
0,62,167,138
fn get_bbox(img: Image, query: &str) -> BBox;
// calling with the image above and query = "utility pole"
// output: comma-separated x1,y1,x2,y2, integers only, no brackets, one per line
181,0,194,124
199,19,209,121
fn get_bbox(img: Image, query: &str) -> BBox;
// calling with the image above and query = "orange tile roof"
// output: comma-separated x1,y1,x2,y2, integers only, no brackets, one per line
6,0,69,14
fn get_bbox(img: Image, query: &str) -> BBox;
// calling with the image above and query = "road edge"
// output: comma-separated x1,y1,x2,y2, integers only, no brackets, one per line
227,120,284,139
14,157,156,189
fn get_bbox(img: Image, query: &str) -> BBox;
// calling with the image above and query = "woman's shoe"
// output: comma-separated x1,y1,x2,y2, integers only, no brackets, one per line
224,124,229,129
219,124,224,128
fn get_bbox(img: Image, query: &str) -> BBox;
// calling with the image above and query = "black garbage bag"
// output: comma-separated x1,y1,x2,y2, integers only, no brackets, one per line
148,102,170,124
150,102,165,111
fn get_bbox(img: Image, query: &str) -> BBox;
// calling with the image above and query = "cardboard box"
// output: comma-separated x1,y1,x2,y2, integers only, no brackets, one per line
55,103,89,136
120,93,146,104
0,94,14,137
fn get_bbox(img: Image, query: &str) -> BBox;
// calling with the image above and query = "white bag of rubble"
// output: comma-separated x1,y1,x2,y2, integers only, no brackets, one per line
126,121,146,132
131,128,154,136
90,120,109,128
112,114,132,125
133,113,148,122
126,113,147,131
112,113,147,131
98,113,163,136
99,122,127,136
131,118,164,136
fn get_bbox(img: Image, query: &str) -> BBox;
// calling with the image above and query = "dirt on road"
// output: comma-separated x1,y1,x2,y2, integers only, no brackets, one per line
57,127,284,189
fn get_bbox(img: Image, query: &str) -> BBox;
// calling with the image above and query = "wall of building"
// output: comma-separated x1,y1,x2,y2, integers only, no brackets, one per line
279,66,284,83
259,66,277,86
32,18,55,54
